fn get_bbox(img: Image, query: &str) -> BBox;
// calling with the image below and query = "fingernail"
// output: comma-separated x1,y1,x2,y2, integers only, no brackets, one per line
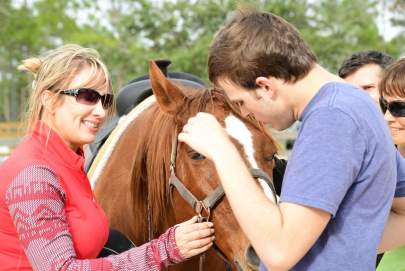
211,229,215,233
209,222,214,227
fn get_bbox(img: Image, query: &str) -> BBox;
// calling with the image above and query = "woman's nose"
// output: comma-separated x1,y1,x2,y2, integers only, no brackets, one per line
384,110,395,122
93,99,107,117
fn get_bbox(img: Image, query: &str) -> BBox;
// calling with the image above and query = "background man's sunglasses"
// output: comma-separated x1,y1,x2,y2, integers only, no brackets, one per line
60,88,114,109
379,97,405,117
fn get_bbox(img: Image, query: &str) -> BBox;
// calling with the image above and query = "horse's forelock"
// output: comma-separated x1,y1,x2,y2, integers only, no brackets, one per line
142,106,176,233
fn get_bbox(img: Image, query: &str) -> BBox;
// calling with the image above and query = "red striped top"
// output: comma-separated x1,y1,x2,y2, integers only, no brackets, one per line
0,122,183,270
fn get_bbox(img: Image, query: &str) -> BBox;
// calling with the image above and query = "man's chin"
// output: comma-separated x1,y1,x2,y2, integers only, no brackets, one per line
271,123,290,131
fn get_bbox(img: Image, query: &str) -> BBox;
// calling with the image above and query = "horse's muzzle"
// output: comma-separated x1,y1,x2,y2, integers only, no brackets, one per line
234,245,260,271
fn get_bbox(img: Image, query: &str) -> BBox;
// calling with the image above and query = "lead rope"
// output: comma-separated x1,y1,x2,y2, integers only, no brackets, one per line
197,215,206,271
170,127,206,271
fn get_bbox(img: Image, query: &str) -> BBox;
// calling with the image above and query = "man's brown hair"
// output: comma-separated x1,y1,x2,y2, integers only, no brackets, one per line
379,58,405,98
208,9,317,89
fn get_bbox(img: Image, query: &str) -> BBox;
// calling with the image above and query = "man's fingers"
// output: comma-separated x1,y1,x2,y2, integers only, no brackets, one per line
178,132,188,143
182,123,192,133
187,116,197,124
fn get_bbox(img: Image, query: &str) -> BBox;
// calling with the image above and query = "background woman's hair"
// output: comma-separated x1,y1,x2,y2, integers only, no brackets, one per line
379,58,405,98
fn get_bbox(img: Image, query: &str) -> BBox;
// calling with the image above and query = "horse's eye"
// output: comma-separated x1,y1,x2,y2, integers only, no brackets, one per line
190,152,206,160
265,154,275,162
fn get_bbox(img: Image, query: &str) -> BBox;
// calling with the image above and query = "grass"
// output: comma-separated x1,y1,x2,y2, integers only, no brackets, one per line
377,246,405,271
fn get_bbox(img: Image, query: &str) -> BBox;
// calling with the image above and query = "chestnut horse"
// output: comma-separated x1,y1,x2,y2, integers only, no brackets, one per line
88,61,278,270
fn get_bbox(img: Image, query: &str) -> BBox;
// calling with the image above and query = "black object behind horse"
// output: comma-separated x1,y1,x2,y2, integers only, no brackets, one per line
84,60,287,189
84,60,206,172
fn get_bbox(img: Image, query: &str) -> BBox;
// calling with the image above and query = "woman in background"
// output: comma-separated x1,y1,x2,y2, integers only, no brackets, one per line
377,58,405,271
380,58,405,157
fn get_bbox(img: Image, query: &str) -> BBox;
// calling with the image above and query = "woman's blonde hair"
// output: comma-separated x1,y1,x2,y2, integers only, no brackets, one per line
18,44,112,133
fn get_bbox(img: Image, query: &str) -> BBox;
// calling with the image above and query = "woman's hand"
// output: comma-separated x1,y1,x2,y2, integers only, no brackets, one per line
175,216,215,259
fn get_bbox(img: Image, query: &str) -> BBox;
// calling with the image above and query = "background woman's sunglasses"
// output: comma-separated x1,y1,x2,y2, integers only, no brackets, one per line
379,97,405,117
60,88,114,109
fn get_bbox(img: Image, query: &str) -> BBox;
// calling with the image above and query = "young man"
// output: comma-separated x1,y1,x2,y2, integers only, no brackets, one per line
178,9,405,270
338,50,394,104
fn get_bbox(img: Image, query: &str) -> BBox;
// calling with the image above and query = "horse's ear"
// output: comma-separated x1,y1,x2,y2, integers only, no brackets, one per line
149,60,187,115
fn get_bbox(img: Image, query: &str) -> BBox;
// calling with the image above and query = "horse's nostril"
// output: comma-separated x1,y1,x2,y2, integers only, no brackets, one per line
245,245,260,270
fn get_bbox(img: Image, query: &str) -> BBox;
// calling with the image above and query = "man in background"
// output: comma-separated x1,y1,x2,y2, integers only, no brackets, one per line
338,50,394,104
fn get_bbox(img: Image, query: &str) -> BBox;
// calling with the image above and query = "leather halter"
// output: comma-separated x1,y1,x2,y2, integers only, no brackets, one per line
167,125,278,270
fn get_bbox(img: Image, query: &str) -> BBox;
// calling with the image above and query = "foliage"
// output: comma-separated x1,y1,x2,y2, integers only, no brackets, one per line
0,0,403,121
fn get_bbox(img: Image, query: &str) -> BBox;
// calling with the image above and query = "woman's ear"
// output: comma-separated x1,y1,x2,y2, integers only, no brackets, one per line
41,90,55,114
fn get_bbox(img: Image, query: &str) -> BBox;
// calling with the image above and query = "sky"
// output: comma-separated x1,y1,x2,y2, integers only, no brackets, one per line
376,1,402,41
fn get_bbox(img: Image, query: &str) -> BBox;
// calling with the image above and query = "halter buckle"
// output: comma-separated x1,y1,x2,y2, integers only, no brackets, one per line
169,162,175,175
195,201,211,222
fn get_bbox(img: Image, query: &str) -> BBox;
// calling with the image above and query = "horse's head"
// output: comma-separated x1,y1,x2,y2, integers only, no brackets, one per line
149,61,278,270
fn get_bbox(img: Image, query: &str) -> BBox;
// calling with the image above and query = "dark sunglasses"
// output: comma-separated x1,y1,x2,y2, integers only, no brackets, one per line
60,88,114,109
379,97,405,117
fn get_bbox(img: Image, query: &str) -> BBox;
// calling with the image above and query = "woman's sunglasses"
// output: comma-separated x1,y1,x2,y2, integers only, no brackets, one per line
60,88,114,109
379,97,405,117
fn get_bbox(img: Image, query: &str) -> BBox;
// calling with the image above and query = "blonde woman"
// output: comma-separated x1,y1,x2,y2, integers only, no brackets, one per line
0,44,214,270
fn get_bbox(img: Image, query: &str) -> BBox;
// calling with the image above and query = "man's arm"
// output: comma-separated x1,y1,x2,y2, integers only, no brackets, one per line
213,145,331,270
379,197,405,252
179,110,361,270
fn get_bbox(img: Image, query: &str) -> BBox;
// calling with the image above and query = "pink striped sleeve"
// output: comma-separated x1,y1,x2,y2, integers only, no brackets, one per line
5,165,184,271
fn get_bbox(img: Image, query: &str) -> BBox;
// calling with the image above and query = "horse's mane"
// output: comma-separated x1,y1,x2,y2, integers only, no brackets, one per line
130,87,277,241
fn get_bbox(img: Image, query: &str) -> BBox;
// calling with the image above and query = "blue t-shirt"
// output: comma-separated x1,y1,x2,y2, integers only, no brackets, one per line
395,150,405,197
260,82,397,271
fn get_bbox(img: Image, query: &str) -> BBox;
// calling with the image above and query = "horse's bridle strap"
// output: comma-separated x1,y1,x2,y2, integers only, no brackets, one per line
170,167,277,213
250,168,278,203
169,173,225,212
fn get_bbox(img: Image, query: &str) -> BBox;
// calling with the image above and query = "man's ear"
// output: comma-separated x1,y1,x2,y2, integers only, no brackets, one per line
255,76,277,99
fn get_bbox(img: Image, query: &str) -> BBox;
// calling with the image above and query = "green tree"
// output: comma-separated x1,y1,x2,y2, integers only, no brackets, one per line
1,0,404,121
0,0,113,121
0,0,84,121
307,0,386,72
386,0,405,56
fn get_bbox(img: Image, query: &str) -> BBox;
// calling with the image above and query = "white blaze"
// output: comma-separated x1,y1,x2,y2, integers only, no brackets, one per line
224,115,276,203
